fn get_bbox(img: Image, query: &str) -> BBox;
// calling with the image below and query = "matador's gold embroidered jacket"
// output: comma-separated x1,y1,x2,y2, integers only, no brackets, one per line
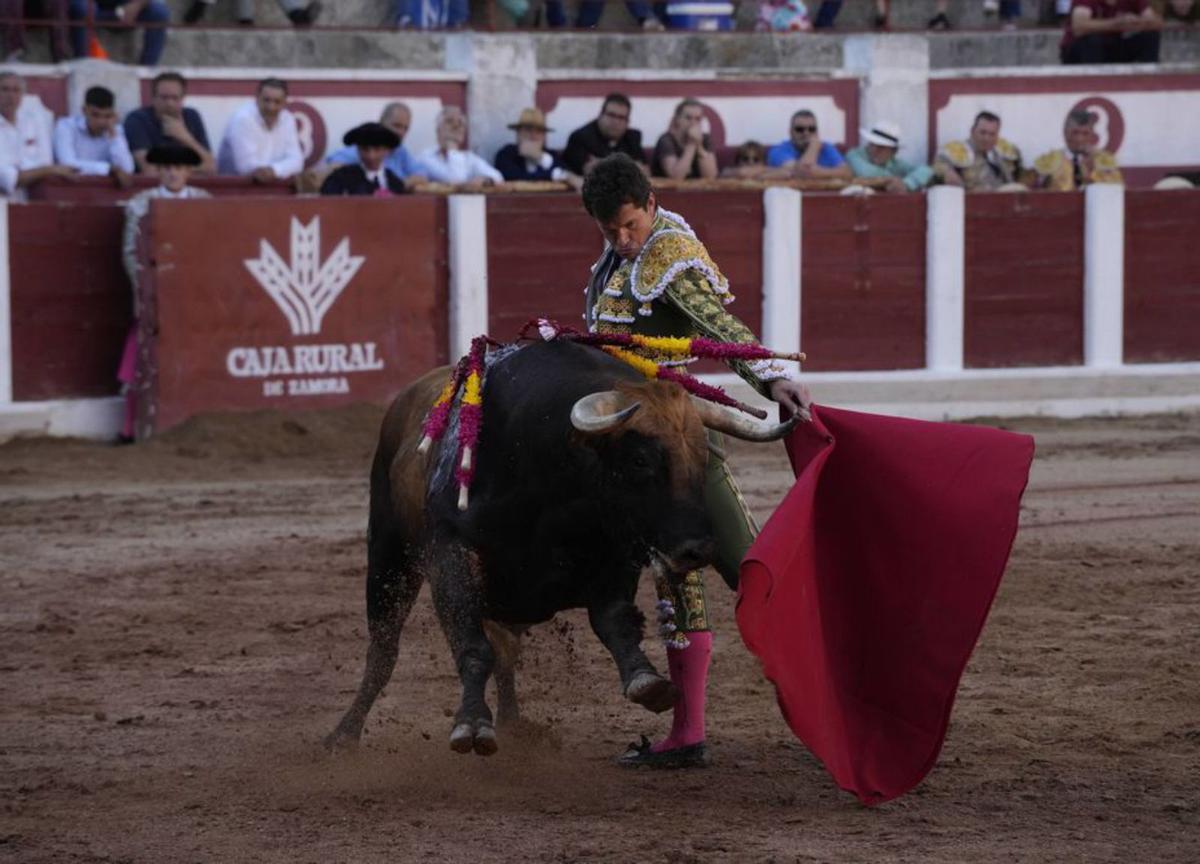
584,207,787,397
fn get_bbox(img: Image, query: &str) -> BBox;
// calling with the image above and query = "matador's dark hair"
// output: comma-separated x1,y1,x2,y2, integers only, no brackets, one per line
581,153,651,223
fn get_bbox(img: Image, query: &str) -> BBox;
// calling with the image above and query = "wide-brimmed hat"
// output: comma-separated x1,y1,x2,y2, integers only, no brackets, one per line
343,122,400,149
862,121,902,149
146,142,202,166
508,107,552,132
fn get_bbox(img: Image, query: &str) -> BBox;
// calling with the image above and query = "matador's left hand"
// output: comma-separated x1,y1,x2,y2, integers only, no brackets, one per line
768,378,812,418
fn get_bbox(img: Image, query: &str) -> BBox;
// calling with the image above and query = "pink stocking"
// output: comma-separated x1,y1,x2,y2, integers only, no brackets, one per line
651,630,712,752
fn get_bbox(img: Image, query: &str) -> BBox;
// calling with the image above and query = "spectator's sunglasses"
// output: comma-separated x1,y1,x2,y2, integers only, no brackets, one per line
603,109,630,122
793,123,818,133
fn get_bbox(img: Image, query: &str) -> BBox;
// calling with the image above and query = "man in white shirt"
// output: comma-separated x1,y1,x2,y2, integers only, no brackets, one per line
216,77,304,183
53,85,135,186
0,69,75,200
416,106,504,189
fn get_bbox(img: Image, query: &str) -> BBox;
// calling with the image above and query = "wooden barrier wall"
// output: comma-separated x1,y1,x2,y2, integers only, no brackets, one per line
1124,189,1200,364
9,203,129,401
964,193,1085,368
801,195,927,371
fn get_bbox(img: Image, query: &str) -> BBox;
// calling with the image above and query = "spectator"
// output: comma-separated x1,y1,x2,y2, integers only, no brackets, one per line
1,69,74,199
325,102,421,183
844,121,933,192
393,0,467,28
125,71,213,175
67,0,171,67
1031,108,1123,190
562,93,646,176
651,99,718,181
1159,0,1199,21
217,77,303,182
414,106,503,188
320,122,407,196
933,110,1024,190
53,85,133,186
1061,0,1162,63
756,0,811,30
1,0,69,62
182,0,321,26
766,109,852,181
118,141,208,444
720,140,769,178
544,0,664,30
493,106,581,189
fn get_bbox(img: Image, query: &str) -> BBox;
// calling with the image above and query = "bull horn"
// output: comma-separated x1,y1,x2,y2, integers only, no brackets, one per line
689,396,807,442
570,391,641,434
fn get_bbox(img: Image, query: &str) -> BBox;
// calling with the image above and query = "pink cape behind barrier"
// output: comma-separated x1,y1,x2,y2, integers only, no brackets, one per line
737,404,1034,805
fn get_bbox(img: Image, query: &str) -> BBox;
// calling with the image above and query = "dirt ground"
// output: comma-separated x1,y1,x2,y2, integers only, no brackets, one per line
1,405,1197,863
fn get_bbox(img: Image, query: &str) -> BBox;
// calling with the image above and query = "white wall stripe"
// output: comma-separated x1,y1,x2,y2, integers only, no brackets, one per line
925,185,965,372
447,195,489,361
760,187,803,377
1084,183,1125,369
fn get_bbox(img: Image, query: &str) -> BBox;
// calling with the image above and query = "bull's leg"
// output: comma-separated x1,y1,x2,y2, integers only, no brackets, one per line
324,524,423,751
429,546,498,756
483,621,524,729
588,599,677,714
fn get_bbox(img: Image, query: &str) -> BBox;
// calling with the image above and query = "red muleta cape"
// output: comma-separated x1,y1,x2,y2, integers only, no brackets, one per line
736,404,1035,806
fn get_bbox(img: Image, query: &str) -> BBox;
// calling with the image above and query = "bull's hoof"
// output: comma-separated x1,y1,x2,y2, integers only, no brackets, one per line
448,719,499,756
472,721,498,756
624,671,678,714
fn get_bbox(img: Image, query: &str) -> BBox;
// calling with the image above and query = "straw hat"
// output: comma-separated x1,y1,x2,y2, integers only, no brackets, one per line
508,107,552,132
861,121,902,149
1153,175,1194,190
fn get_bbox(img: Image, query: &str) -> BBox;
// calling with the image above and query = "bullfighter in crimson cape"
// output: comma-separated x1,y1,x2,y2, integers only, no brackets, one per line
580,153,811,767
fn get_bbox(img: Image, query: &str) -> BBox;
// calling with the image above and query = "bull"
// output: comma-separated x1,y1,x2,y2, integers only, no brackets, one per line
325,339,797,755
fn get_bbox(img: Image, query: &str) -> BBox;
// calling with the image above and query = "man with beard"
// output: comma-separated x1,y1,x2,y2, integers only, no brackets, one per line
562,93,647,177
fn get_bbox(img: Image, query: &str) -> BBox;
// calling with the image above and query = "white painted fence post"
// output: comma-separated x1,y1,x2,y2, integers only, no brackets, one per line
0,200,10,405
447,194,489,360
1083,183,1125,368
925,185,965,372
761,187,802,375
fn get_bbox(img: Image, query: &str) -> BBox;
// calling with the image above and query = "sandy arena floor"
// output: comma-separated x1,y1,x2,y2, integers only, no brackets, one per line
1,406,1197,863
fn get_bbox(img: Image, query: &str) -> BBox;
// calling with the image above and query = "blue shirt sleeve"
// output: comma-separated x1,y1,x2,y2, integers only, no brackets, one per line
123,108,156,153
766,141,795,168
183,108,210,150
325,145,358,166
816,142,846,168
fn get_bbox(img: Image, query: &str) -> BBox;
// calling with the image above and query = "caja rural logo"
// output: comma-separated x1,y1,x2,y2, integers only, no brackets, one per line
226,216,385,397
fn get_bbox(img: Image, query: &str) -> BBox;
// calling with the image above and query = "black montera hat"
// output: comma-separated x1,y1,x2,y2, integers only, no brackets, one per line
146,142,202,166
343,122,401,149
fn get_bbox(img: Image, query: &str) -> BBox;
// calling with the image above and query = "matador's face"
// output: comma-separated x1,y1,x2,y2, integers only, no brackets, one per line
597,192,657,261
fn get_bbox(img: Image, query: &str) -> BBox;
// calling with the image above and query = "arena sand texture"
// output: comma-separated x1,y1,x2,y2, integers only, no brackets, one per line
1,406,1197,863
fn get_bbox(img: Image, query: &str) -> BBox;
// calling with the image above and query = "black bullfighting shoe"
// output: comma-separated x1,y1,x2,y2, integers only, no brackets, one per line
617,735,707,769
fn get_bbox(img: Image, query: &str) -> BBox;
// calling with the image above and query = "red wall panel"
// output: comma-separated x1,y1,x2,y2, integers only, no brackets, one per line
964,192,1084,368
9,203,130,401
1124,190,1200,363
801,194,926,371
485,190,764,374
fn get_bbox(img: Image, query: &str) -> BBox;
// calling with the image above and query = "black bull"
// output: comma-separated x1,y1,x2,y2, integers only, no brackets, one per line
326,339,798,755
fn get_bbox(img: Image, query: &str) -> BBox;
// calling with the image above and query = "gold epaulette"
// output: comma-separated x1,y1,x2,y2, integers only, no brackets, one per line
940,140,973,169
1033,149,1064,176
629,229,730,314
995,138,1020,163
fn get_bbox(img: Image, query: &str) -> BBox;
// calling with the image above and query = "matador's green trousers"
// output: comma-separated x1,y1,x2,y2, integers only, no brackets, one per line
657,431,759,639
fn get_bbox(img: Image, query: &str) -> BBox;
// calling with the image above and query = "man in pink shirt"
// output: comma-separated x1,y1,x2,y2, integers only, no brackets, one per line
1060,0,1162,63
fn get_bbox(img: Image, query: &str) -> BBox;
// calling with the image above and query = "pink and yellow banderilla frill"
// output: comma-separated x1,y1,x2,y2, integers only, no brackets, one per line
418,321,805,509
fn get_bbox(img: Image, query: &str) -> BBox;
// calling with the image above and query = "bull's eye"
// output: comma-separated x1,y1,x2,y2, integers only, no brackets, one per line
630,454,650,472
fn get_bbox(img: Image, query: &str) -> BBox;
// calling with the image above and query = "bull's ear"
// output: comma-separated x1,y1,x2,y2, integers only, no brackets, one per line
570,391,642,435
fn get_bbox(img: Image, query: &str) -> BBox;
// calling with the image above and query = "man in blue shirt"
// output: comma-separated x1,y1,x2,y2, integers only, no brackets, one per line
766,109,852,181
324,101,424,186
124,72,214,175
